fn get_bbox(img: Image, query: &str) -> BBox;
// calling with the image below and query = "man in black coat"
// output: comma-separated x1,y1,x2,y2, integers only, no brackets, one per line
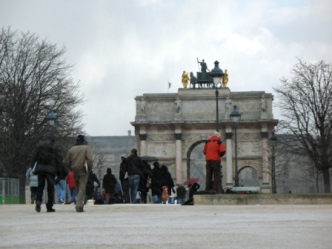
119,155,130,203
32,134,63,213
151,161,163,203
125,149,145,204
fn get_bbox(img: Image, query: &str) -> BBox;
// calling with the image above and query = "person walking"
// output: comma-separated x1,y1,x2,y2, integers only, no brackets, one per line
125,148,145,204
138,161,152,204
56,170,67,204
32,134,63,213
85,170,100,204
119,155,130,203
176,185,186,204
26,167,38,204
102,168,117,204
65,135,93,212
203,131,226,194
151,161,163,203
66,170,76,204
161,165,175,203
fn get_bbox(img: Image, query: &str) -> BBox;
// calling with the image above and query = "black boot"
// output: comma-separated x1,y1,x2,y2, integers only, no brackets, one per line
35,201,41,212
46,204,55,212
76,207,84,212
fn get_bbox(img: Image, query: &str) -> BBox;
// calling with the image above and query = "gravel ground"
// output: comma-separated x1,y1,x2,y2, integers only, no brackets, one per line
1,204,332,249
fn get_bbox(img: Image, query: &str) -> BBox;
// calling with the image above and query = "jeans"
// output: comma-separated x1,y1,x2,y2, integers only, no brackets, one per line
128,174,140,204
177,197,185,204
153,195,161,204
56,179,67,203
69,188,76,203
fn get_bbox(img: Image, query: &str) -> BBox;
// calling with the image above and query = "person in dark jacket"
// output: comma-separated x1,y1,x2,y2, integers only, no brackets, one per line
161,165,175,198
189,182,200,199
119,155,130,203
139,161,152,204
176,185,186,204
102,168,117,204
151,161,163,203
32,134,63,213
125,148,145,203
85,171,100,203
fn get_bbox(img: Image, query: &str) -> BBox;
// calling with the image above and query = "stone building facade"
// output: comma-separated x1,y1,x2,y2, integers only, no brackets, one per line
131,88,278,193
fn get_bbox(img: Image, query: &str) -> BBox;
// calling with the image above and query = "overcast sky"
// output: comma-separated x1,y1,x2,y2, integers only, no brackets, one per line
1,0,332,136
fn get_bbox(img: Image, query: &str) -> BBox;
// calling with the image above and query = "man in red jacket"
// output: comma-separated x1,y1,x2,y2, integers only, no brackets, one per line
203,131,226,194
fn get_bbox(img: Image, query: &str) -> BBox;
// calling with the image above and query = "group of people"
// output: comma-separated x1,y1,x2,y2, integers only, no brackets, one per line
27,129,226,211
119,149,190,204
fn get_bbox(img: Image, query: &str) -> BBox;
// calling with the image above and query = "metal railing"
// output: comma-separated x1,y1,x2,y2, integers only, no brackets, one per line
0,178,20,204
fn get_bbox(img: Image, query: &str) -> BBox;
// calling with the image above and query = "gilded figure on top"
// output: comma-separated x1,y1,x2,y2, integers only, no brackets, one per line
222,69,229,88
182,71,189,88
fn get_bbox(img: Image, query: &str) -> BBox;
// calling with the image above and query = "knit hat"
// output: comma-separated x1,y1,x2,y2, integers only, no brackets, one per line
77,134,85,142
120,154,126,158
212,131,221,138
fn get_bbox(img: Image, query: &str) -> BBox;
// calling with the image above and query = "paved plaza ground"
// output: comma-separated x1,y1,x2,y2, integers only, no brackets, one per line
1,204,332,249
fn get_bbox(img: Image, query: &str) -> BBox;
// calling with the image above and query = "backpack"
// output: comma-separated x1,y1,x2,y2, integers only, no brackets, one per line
114,182,121,194
94,191,102,201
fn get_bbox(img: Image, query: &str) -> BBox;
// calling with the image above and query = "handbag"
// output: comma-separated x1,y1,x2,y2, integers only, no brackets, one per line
146,176,151,188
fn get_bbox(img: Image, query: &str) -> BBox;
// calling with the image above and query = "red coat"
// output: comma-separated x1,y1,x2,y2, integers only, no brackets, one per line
66,171,76,189
203,135,226,161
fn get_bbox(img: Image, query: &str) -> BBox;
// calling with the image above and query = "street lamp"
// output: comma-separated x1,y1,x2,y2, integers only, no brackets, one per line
210,61,224,132
269,132,278,193
230,105,241,187
46,110,57,127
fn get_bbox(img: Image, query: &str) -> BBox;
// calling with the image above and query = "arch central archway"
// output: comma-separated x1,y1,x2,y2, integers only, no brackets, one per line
186,140,205,187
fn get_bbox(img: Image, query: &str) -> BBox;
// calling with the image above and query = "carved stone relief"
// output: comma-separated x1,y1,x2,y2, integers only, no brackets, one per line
147,142,175,157
238,141,261,157
148,102,173,115
147,134,174,142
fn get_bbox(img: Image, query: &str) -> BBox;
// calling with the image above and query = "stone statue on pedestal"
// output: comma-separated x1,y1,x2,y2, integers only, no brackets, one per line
225,97,232,119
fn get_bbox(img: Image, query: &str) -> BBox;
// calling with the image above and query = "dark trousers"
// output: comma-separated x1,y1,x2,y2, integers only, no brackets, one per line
36,172,55,209
205,160,221,193
140,191,147,203
30,187,38,203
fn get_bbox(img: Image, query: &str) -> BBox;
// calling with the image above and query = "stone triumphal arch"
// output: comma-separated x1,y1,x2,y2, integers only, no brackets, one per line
131,87,278,193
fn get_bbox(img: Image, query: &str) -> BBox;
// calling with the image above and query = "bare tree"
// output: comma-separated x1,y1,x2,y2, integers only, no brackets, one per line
274,59,332,193
0,28,84,203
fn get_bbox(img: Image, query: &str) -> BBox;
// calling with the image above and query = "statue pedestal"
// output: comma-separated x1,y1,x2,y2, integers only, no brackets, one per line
138,114,146,121
174,114,182,121
260,113,267,120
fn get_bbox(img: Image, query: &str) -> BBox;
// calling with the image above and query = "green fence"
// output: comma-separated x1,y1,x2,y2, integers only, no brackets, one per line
0,178,20,204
